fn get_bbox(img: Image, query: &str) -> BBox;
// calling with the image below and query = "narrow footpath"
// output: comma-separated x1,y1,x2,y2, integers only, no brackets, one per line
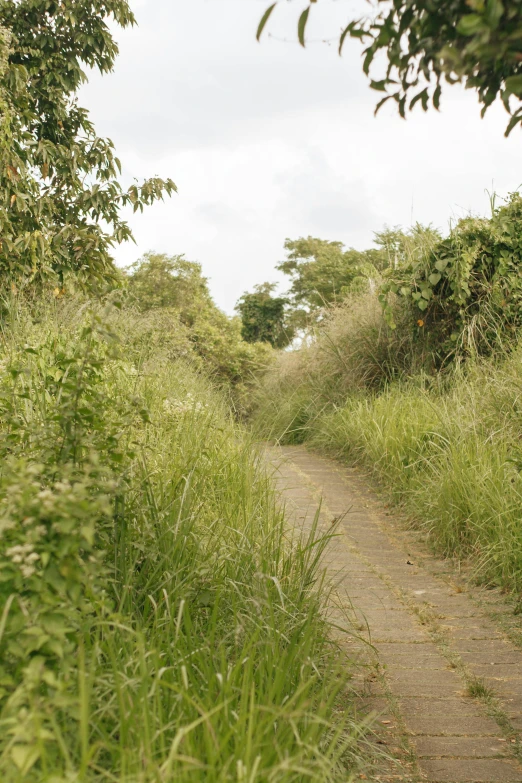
266,445,522,783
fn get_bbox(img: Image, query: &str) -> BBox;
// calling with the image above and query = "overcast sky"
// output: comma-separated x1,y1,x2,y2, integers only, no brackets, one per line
80,0,522,313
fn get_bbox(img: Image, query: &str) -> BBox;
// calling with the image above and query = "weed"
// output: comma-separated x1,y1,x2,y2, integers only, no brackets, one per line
0,295,367,781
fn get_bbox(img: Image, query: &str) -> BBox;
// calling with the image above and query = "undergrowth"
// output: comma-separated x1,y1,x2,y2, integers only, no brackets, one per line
252,294,522,594
0,295,368,782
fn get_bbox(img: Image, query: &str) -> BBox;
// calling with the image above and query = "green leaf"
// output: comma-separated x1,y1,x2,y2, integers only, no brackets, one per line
197,590,214,607
257,4,277,42
428,273,441,285
504,75,522,97
486,0,504,28
374,94,393,115
298,7,311,47
433,83,442,110
339,21,366,53
11,745,40,774
505,112,522,137
457,14,488,35
417,298,428,311
434,259,449,272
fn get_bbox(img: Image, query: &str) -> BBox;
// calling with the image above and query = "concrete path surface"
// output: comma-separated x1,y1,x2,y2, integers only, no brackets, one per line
266,445,522,783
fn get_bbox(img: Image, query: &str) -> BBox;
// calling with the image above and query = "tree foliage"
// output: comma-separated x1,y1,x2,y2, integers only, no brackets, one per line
236,282,293,348
127,253,273,386
277,235,389,324
127,252,212,324
380,193,522,358
258,1,522,136
0,0,176,289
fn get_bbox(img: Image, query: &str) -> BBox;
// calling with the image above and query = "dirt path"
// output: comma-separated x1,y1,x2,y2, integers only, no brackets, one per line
266,445,522,783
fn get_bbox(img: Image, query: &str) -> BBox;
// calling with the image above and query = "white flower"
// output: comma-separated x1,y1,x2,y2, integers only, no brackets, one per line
162,396,209,417
6,543,33,557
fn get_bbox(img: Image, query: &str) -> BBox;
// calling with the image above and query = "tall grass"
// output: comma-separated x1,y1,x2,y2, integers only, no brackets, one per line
252,294,522,593
0,296,367,782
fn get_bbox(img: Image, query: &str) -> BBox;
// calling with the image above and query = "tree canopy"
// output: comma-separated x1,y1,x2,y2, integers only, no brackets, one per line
127,252,213,324
258,1,522,136
0,0,176,289
236,282,293,348
127,253,273,384
277,236,387,322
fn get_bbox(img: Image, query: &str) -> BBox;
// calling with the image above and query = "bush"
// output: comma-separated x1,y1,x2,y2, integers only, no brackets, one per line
126,253,274,394
381,193,522,362
251,293,437,442
0,295,366,781
308,350,522,592
251,285,522,593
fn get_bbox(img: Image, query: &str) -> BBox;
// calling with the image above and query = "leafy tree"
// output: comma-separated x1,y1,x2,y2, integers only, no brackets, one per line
236,282,293,348
126,252,213,325
0,1,176,289
127,252,273,385
277,236,383,322
258,1,522,136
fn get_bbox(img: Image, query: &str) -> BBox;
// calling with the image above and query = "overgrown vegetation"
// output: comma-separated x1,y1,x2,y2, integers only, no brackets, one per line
126,252,273,392
0,295,368,781
0,3,373,780
252,194,522,594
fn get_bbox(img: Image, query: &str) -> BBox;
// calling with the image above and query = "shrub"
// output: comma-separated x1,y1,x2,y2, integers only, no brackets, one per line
0,295,366,781
251,293,437,442
126,253,274,393
380,193,522,361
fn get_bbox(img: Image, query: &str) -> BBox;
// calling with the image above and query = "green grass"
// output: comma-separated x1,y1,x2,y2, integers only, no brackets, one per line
252,295,522,594
0,296,369,782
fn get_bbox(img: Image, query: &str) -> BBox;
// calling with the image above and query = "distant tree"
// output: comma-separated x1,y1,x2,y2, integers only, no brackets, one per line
127,253,273,383
236,282,293,348
257,1,522,136
0,1,175,290
277,236,382,321
126,253,213,325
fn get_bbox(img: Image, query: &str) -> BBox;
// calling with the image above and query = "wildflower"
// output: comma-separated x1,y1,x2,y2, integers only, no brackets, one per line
6,543,34,557
6,543,40,575
417,319,424,327
163,395,209,417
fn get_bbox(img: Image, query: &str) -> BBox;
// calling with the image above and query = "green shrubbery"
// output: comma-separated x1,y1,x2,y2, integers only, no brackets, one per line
380,193,522,362
252,195,522,594
126,253,273,396
0,295,365,781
